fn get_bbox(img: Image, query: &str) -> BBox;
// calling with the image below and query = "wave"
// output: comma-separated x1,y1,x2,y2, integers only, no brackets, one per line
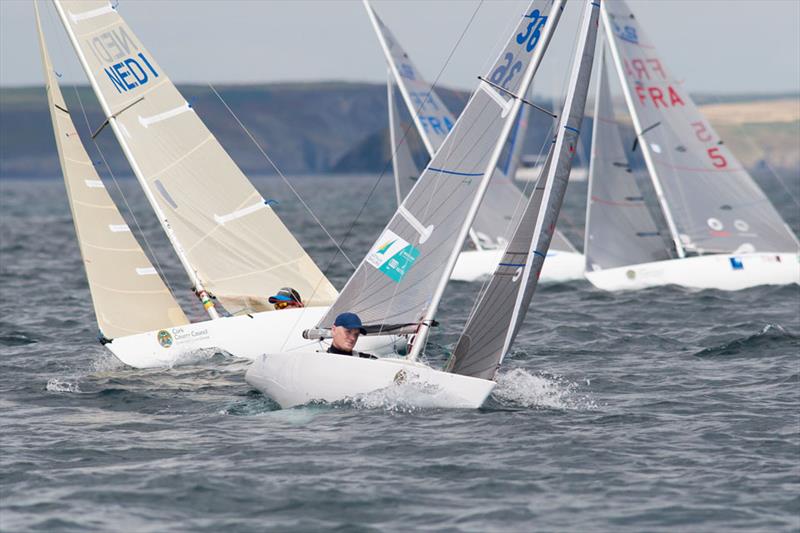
45,378,81,393
694,323,799,358
491,368,597,410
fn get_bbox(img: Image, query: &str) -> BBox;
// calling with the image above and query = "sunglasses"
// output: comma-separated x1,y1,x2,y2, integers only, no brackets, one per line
274,300,302,310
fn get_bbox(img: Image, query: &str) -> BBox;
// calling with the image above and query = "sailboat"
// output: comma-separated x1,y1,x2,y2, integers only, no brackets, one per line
37,0,398,368
583,0,800,291
365,0,585,284
246,0,600,409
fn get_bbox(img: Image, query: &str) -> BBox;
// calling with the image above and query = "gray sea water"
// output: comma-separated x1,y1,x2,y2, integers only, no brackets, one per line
1,175,799,532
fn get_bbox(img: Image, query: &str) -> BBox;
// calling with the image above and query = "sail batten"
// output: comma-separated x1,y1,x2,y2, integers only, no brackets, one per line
584,46,673,271
53,0,338,316
322,1,565,352
601,0,798,256
367,0,577,253
35,1,189,339
449,0,601,379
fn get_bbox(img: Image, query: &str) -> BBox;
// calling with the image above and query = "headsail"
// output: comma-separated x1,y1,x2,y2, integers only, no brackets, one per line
367,0,576,253
448,0,600,380
52,0,338,316
584,47,673,271
35,2,188,338
320,1,564,347
602,0,799,256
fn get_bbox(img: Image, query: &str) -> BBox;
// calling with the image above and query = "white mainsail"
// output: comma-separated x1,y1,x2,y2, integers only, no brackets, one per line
35,2,188,339
366,0,577,253
320,0,565,352
448,0,600,380
584,47,673,271
52,0,338,316
602,0,799,256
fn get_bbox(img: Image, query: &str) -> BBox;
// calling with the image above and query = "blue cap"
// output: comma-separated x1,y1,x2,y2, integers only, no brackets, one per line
333,312,367,334
268,287,302,304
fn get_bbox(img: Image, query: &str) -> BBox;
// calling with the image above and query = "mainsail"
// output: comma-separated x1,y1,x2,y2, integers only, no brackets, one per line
602,0,799,256
320,0,564,347
584,47,673,271
35,2,188,339
367,0,576,253
52,0,338,316
448,0,600,380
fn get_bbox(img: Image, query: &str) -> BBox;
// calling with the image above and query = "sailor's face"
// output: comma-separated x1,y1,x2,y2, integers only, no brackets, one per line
332,326,360,351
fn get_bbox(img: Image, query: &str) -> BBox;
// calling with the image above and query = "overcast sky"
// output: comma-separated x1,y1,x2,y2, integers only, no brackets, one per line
2,0,799,96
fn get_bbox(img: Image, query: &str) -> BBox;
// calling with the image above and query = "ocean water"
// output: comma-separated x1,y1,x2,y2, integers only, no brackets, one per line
1,175,799,532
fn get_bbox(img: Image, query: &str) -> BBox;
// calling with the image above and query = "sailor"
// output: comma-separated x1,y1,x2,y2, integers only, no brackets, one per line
328,312,377,359
268,287,304,310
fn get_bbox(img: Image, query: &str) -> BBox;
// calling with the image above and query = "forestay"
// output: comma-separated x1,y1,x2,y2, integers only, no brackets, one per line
584,49,673,271
603,0,799,255
35,2,188,338
448,0,600,380
368,1,574,252
320,0,563,331
53,0,338,315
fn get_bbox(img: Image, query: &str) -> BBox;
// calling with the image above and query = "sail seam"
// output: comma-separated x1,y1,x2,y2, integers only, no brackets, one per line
149,135,213,179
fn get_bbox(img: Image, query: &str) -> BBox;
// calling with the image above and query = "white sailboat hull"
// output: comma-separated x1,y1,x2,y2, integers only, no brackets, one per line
451,248,585,283
245,352,496,409
107,307,400,369
585,252,800,291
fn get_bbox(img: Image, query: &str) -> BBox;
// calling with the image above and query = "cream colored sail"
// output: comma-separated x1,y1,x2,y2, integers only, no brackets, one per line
52,0,337,315
35,2,188,339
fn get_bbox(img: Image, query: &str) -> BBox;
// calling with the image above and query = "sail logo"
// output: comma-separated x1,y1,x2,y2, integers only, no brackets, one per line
376,239,396,255
612,21,639,44
157,329,173,348
85,27,159,94
366,230,420,283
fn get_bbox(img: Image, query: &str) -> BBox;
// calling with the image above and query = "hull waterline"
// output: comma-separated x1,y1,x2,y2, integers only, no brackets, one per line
107,307,401,369
451,249,585,283
585,252,800,291
245,352,496,409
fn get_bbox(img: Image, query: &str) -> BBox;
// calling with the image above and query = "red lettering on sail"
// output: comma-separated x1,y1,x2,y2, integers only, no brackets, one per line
647,58,666,79
668,86,685,107
648,87,666,108
632,59,649,80
636,84,647,105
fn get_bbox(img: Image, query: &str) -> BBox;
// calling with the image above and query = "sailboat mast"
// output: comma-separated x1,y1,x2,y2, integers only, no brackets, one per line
408,0,565,361
600,6,686,259
364,0,436,158
386,72,405,207
583,40,605,266
51,0,219,318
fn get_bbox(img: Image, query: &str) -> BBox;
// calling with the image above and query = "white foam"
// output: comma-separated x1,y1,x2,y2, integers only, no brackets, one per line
492,368,597,410
45,378,81,393
347,378,460,413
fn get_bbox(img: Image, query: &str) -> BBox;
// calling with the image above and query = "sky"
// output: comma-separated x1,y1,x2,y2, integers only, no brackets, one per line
2,0,799,97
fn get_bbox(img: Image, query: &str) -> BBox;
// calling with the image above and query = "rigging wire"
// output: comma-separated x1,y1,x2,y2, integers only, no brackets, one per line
42,2,181,302
277,0,488,351
317,0,488,276
207,84,357,270
704,94,800,214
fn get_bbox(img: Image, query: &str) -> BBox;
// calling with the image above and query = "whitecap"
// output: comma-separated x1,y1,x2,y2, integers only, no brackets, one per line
492,368,596,410
45,378,81,393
